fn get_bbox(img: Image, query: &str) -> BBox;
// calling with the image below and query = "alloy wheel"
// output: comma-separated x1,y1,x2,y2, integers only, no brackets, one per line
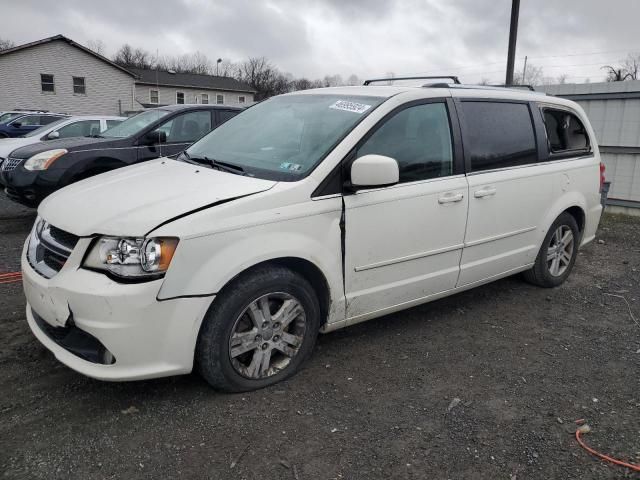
546,225,574,277
228,292,306,379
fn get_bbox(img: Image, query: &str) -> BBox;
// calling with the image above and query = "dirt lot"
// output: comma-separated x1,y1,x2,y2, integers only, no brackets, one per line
1,196,639,480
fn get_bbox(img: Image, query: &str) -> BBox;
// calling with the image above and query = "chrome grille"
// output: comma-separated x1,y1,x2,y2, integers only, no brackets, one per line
1,157,23,172
27,220,78,279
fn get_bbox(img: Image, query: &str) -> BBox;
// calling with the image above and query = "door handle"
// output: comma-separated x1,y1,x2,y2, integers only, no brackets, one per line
474,186,497,198
438,192,464,204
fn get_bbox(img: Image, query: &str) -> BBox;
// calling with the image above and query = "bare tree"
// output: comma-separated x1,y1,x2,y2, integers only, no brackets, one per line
556,74,568,84
622,53,640,80
87,39,106,56
514,64,543,86
479,78,491,85
602,65,633,82
234,57,292,100
0,37,15,51
346,74,360,86
112,44,153,69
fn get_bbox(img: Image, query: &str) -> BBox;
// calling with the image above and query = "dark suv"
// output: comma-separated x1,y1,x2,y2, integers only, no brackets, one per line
1,104,241,206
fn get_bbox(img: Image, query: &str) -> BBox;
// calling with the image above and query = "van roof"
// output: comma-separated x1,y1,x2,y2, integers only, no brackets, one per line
287,84,576,109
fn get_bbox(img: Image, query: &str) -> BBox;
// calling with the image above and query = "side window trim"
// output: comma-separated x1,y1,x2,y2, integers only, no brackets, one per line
454,98,538,174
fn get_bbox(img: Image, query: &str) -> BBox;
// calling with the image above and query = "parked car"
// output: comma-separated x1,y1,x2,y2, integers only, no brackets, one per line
22,81,603,392
0,110,49,124
2,105,240,206
0,112,68,138
0,115,125,170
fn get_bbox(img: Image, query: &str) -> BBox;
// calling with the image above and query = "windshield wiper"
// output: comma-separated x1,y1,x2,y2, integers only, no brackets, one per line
88,134,103,138
180,151,247,175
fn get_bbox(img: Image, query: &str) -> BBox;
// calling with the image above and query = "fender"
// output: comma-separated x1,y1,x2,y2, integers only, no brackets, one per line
157,208,346,323
58,155,129,186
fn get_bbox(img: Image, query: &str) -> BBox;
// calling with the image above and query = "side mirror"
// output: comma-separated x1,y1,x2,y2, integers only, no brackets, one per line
47,131,60,140
350,154,399,189
142,130,167,145
11,122,21,128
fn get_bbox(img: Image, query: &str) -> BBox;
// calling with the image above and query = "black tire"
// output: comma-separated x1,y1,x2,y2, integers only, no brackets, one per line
195,265,321,392
523,212,580,288
0,133,8,139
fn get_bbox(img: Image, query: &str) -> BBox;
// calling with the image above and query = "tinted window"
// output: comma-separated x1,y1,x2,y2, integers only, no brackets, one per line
543,109,590,153
57,120,101,138
40,115,64,125
102,109,170,138
357,102,453,183
161,110,212,143
461,102,537,172
15,115,41,126
218,110,237,124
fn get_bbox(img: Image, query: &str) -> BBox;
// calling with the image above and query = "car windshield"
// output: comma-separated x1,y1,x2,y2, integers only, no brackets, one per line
23,118,69,137
101,109,170,138
0,112,24,124
186,94,385,180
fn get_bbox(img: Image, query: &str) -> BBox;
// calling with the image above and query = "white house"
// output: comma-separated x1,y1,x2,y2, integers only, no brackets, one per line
0,35,256,116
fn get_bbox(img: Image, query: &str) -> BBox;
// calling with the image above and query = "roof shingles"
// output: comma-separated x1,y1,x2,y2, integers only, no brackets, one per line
129,67,255,93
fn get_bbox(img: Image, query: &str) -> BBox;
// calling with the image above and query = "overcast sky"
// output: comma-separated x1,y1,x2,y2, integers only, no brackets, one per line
4,0,640,84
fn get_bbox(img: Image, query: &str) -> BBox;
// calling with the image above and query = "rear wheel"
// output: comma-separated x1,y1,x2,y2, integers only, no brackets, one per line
196,266,321,392
523,212,580,287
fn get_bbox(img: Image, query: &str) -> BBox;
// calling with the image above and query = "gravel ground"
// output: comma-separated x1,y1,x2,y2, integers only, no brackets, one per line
1,196,639,480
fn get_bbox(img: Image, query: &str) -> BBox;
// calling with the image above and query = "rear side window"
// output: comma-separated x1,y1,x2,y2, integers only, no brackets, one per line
357,102,454,183
543,108,590,154
218,110,238,125
460,101,537,172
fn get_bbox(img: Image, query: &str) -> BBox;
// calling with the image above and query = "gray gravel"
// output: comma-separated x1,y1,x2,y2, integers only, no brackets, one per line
1,197,639,479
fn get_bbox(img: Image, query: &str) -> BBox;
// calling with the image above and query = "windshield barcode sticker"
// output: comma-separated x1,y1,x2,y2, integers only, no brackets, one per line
329,100,372,114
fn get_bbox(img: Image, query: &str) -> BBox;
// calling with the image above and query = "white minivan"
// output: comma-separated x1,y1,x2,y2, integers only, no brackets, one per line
22,79,603,391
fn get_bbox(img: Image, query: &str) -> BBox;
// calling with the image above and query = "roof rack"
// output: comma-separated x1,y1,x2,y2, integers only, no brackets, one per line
363,75,460,86
491,84,536,91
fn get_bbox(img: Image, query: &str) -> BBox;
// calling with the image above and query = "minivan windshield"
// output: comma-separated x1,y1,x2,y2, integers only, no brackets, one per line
101,109,170,138
23,118,68,137
186,94,385,180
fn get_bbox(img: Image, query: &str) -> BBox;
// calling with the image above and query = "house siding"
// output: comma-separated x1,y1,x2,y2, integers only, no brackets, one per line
0,40,135,115
135,84,253,108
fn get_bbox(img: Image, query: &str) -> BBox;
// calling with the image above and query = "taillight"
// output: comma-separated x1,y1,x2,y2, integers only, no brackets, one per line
599,162,606,190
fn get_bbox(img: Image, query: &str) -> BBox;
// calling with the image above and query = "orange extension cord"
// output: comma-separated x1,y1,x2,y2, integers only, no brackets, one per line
0,271,22,284
576,429,640,472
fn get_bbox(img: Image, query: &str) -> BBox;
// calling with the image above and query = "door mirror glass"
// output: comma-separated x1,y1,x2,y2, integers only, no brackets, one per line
47,131,60,140
142,130,167,145
350,154,399,188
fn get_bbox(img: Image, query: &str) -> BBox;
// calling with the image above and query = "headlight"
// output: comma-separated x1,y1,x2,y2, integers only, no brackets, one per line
83,236,179,279
24,149,68,171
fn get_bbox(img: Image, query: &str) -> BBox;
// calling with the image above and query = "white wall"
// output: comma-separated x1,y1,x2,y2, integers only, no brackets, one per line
0,40,135,115
134,84,253,108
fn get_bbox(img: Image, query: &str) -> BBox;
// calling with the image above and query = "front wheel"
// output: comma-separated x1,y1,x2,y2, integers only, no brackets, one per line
196,266,321,392
523,212,580,288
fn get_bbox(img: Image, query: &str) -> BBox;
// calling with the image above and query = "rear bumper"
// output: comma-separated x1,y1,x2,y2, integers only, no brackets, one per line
22,239,213,381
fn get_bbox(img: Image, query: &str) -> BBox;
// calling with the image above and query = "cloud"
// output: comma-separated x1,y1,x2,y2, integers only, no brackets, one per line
3,0,640,83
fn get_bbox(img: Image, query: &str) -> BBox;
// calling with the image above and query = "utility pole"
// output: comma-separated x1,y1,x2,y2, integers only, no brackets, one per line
505,0,521,85
522,55,528,84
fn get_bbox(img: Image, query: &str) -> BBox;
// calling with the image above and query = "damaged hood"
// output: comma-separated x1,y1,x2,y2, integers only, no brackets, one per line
38,159,276,236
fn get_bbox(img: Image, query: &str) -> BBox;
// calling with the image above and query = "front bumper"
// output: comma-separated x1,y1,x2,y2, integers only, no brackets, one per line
22,237,213,381
1,163,62,207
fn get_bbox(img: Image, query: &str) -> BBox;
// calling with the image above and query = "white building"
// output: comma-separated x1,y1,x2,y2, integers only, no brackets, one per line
0,35,255,116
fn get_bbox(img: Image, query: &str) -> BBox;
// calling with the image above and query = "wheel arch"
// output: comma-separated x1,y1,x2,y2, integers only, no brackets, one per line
206,256,332,328
538,191,588,248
